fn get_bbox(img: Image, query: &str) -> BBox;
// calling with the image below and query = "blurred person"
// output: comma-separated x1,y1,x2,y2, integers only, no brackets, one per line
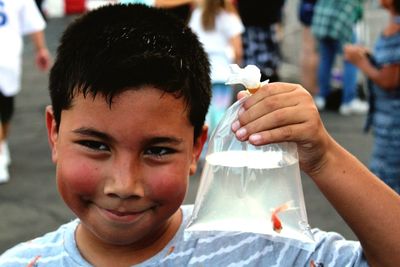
312,0,369,115
155,0,193,6
344,0,400,194
189,0,244,137
35,0,46,20
158,0,193,24
237,0,286,82
0,124,3,181
298,0,318,96
119,0,193,6
0,0,51,184
120,0,194,23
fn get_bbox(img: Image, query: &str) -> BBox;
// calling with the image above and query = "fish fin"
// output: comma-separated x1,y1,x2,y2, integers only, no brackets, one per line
272,200,295,214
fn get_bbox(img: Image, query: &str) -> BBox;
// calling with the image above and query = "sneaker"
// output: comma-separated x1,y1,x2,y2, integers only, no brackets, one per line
339,99,369,116
0,142,10,166
0,157,9,184
314,96,326,111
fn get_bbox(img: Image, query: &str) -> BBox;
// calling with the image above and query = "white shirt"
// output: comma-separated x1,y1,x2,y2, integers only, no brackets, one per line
0,0,45,96
189,8,244,83
0,205,368,266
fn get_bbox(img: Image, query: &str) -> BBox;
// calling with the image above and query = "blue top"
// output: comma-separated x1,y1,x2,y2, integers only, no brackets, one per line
0,205,368,266
371,32,400,98
366,31,400,193
367,31,400,129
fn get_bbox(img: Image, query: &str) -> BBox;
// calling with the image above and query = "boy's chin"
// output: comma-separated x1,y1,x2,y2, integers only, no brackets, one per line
78,207,183,248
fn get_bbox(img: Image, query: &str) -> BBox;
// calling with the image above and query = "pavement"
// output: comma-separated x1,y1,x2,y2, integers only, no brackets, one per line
0,2,383,253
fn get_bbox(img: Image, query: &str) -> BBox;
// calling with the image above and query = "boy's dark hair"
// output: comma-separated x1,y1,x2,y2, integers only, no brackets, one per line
49,4,211,138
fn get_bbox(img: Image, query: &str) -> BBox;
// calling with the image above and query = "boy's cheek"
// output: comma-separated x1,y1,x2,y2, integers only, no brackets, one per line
148,169,188,202
57,161,100,196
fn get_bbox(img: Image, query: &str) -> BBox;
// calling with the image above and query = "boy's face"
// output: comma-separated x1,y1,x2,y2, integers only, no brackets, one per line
46,87,206,247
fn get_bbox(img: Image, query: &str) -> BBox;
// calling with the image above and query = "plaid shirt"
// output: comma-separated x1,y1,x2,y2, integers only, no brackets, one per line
311,0,364,44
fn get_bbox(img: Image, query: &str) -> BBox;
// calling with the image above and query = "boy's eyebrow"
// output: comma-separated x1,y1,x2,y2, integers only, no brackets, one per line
72,127,184,145
146,137,184,145
72,127,113,142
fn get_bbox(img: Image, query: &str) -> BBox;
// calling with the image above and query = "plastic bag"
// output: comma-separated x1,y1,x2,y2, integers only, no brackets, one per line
185,65,315,251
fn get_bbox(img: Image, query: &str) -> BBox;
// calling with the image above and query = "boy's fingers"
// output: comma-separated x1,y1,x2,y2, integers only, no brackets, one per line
237,84,314,129
248,123,312,146
241,82,303,110
231,82,318,144
234,106,313,142
238,90,304,126
237,90,250,100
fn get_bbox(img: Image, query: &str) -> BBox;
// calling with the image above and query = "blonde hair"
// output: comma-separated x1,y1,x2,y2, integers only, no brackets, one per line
201,0,237,31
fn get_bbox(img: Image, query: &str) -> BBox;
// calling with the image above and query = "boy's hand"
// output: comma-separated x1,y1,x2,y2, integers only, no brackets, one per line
231,82,332,175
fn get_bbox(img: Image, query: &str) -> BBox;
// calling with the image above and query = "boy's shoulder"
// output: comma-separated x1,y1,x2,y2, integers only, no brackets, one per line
0,219,83,267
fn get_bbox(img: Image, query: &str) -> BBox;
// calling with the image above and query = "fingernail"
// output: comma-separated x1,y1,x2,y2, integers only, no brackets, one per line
236,128,247,138
238,107,245,116
249,134,262,144
231,120,241,132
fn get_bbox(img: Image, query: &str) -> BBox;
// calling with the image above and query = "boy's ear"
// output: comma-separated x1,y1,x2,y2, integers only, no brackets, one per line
45,106,59,163
189,125,208,175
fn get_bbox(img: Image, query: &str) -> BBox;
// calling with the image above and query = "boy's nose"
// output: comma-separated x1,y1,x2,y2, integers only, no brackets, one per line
104,159,145,199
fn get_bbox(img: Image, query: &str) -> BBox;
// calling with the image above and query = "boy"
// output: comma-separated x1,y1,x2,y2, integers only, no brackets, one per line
0,4,399,266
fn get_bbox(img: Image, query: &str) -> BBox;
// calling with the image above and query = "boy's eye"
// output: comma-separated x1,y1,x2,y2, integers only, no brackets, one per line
78,140,110,152
144,147,175,157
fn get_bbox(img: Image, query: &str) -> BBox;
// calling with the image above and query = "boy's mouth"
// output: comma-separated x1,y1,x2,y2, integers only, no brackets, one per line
107,209,139,217
98,206,148,224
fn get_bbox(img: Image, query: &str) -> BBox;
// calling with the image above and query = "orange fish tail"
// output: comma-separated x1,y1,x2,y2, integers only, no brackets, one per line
27,255,41,267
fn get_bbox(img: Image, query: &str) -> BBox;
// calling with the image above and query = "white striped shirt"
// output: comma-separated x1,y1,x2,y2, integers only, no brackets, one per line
0,205,368,266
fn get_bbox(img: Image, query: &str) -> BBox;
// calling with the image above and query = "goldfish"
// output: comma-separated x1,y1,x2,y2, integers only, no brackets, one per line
27,255,41,267
310,259,324,267
270,201,294,233
165,246,175,257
